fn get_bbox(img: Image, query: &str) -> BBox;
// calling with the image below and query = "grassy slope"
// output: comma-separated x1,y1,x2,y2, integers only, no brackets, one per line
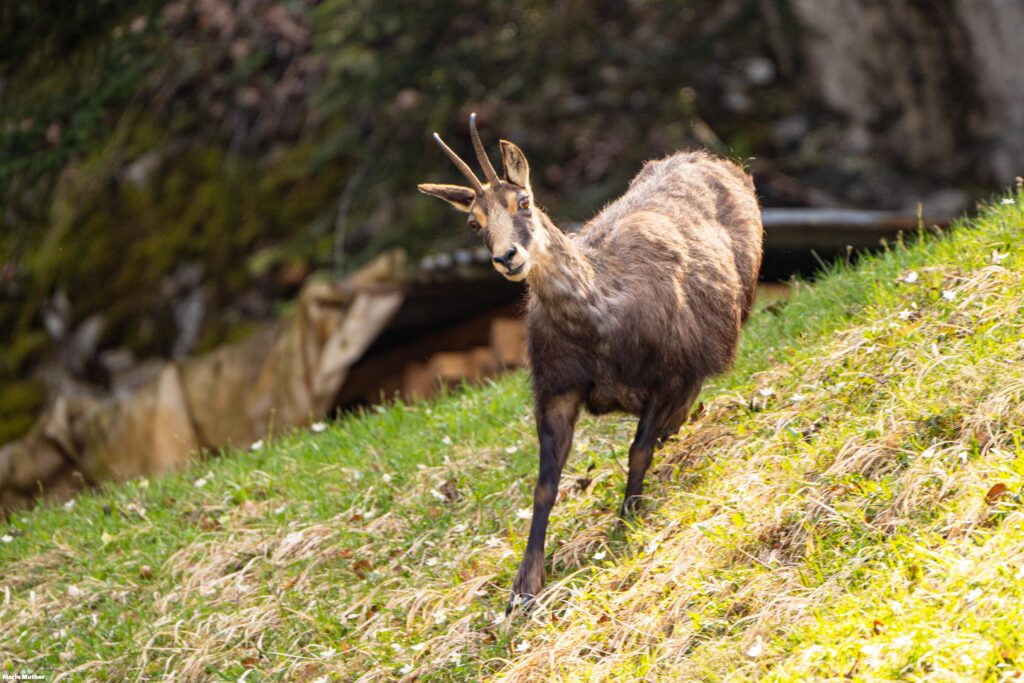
2,192,1024,681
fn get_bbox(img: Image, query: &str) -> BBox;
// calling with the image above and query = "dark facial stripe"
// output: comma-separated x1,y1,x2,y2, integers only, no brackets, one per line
513,216,533,248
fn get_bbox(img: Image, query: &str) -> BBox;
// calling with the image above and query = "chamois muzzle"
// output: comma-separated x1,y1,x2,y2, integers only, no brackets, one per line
492,244,530,281
492,246,518,270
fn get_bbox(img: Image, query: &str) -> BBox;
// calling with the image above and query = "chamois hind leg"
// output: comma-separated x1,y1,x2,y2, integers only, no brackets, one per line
657,380,704,445
508,391,580,614
621,382,702,517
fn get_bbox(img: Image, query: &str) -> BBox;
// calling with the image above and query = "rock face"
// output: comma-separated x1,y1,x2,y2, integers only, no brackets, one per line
955,0,1024,181
0,262,404,513
789,0,1024,183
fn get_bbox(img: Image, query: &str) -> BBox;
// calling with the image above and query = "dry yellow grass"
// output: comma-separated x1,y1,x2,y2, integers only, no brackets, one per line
2,191,1023,681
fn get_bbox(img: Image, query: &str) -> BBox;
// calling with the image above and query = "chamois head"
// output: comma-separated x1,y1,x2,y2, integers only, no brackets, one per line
418,114,542,282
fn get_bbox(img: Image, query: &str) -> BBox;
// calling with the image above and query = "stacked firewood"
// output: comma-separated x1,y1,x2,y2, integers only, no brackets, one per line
400,318,527,401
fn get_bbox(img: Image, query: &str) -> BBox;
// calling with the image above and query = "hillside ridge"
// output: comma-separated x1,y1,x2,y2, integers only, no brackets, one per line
2,192,1023,681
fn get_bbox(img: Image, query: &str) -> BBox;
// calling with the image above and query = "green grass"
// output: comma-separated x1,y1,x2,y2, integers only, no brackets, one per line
2,191,1024,681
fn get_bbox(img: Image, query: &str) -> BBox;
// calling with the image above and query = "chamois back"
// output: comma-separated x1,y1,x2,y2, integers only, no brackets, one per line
582,150,761,321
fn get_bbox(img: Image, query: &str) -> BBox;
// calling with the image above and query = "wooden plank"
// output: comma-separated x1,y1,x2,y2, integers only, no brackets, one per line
491,317,528,367
402,362,436,401
427,352,472,382
469,346,500,381
761,208,952,251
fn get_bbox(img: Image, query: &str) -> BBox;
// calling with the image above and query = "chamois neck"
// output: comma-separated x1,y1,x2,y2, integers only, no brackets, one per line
527,212,599,312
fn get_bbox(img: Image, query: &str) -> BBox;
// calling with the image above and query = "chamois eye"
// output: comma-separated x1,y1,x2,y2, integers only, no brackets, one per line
468,219,481,232
518,195,530,210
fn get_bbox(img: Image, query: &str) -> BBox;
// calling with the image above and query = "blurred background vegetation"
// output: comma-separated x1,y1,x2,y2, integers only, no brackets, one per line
2,0,1021,444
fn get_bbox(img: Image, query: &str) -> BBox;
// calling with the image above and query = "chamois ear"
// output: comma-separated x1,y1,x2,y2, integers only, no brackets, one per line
499,140,530,189
417,183,476,212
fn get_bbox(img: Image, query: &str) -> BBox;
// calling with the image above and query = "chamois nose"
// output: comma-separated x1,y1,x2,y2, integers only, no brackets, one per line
492,246,518,270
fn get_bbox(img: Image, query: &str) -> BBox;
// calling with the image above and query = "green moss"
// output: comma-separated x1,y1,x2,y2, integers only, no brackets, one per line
0,379,46,444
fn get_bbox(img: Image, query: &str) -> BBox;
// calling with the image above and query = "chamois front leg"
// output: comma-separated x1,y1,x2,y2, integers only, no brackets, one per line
507,392,580,614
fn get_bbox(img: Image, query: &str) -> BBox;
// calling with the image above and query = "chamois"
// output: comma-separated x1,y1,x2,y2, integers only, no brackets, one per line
418,115,763,613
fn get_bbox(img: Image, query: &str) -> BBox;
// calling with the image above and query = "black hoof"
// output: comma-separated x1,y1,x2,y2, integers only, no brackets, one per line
505,592,535,616
619,495,643,518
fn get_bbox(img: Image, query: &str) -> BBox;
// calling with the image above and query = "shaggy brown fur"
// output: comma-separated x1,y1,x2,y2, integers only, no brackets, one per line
418,117,763,613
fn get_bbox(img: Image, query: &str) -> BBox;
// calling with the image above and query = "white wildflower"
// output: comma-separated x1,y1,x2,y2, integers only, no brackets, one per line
425,557,438,567
399,664,413,674
593,550,607,561
64,499,75,510
903,271,919,283
898,309,913,321
320,647,337,659
892,634,913,648
991,250,1009,263
1001,197,1014,205
311,421,327,433
382,473,392,484
485,537,502,548
505,445,519,454
516,508,532,520
645,539,659,555
273,503,287,514
250,440,263,451
492,611,506,626
789,393,805,402
1,535,13,543
745,636,764,658
941,289,956,301
194,477,207,488
430,490,447,502
965,587,983,603
279,532,303,553
433,609,447,624
442,435,452,446
449,652,462,665
515,640,530,652
757,386,774,397
860,642,883,665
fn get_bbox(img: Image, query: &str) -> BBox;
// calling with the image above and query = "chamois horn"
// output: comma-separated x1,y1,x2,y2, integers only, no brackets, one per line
470,113,500,187
432,132,484,194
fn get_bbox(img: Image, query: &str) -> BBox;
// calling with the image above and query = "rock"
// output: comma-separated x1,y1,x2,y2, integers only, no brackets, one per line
7,441,66,491
790,0,1024,182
